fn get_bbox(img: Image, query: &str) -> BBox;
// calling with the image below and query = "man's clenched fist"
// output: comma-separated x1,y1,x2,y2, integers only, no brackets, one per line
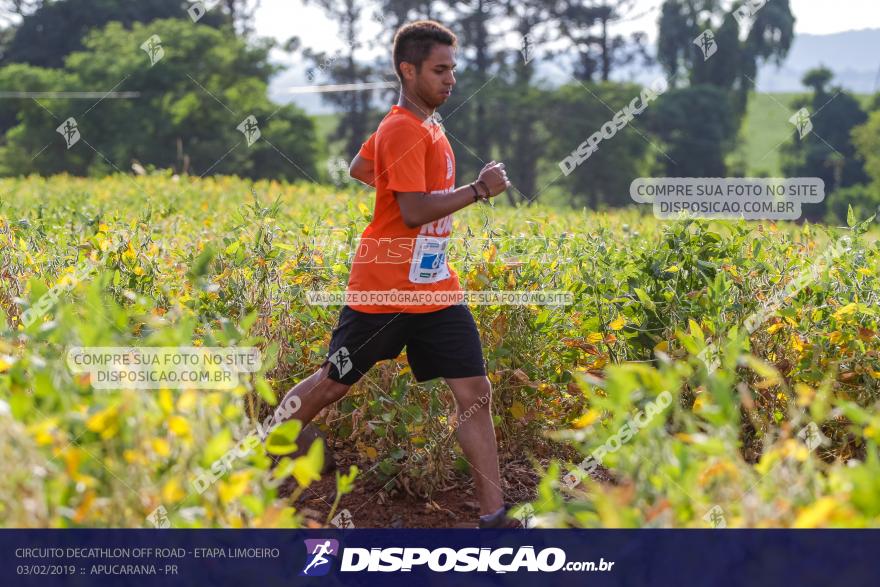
476,161,511,198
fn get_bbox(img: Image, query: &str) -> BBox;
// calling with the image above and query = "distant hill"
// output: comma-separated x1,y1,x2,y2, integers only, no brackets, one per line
757,28,880,93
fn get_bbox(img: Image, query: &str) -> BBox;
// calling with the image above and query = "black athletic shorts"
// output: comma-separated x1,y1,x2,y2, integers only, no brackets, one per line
321,303,487,386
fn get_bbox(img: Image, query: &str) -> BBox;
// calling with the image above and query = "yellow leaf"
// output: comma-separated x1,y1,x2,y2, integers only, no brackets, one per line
0,354,14,373
510,401,526,420
586,332,604,344
609,315,626,331
151,438,171,457
86,404,120,438
483,245,497,262
364,446,378,460
571,410,599,429
62,446,83,479
292,441,324,488
123,241,136,261
663,265,680,273
158,389,174,415
833,303,859,320
29,418,59,446
766,323,784,334
794,497,838,528
218,472,251,504
168,415,191,437
162,478,186,503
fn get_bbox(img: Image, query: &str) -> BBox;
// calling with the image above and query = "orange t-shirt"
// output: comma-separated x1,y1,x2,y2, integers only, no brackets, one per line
346,105,462,313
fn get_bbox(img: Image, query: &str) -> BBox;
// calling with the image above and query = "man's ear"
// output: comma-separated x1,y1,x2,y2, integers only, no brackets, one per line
400,62,416,82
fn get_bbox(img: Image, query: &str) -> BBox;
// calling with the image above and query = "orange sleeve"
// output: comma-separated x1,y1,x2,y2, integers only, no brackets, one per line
358,132,376,160
377,123,427,193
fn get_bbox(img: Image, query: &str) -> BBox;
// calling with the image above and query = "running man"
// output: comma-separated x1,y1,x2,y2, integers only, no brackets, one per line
302,540,334,575
274,20,520,529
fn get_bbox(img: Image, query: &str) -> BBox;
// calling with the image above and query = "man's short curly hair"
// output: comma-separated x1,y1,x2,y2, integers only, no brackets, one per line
392,20,457,81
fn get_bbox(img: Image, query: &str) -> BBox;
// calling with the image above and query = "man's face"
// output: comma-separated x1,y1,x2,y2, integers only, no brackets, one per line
406,43,456,108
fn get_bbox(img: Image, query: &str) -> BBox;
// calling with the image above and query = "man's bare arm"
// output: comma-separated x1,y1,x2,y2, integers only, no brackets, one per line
349,154,375,186
395,186,481,229
395,161,510,229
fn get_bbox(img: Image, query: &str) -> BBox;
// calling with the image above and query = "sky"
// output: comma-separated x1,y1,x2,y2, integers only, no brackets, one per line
255,0,880,56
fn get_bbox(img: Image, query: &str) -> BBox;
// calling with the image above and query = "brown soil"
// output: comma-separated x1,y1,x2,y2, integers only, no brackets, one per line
278,436,616,529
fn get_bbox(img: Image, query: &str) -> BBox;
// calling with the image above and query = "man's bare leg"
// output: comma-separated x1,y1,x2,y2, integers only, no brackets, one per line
444,375,504,516
271,363,351,435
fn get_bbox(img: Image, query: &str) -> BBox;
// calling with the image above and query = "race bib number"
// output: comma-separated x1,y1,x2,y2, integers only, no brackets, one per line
409,235,450,284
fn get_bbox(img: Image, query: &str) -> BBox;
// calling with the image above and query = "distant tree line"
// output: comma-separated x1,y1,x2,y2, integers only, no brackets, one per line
0,0,319,181
0,0,877,221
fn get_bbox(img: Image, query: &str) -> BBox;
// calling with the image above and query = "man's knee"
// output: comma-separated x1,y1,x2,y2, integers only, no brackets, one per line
454,376,493,412
474,377,493,407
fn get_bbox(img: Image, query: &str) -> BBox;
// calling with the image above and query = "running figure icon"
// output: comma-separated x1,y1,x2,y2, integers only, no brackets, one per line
302,540,336,576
